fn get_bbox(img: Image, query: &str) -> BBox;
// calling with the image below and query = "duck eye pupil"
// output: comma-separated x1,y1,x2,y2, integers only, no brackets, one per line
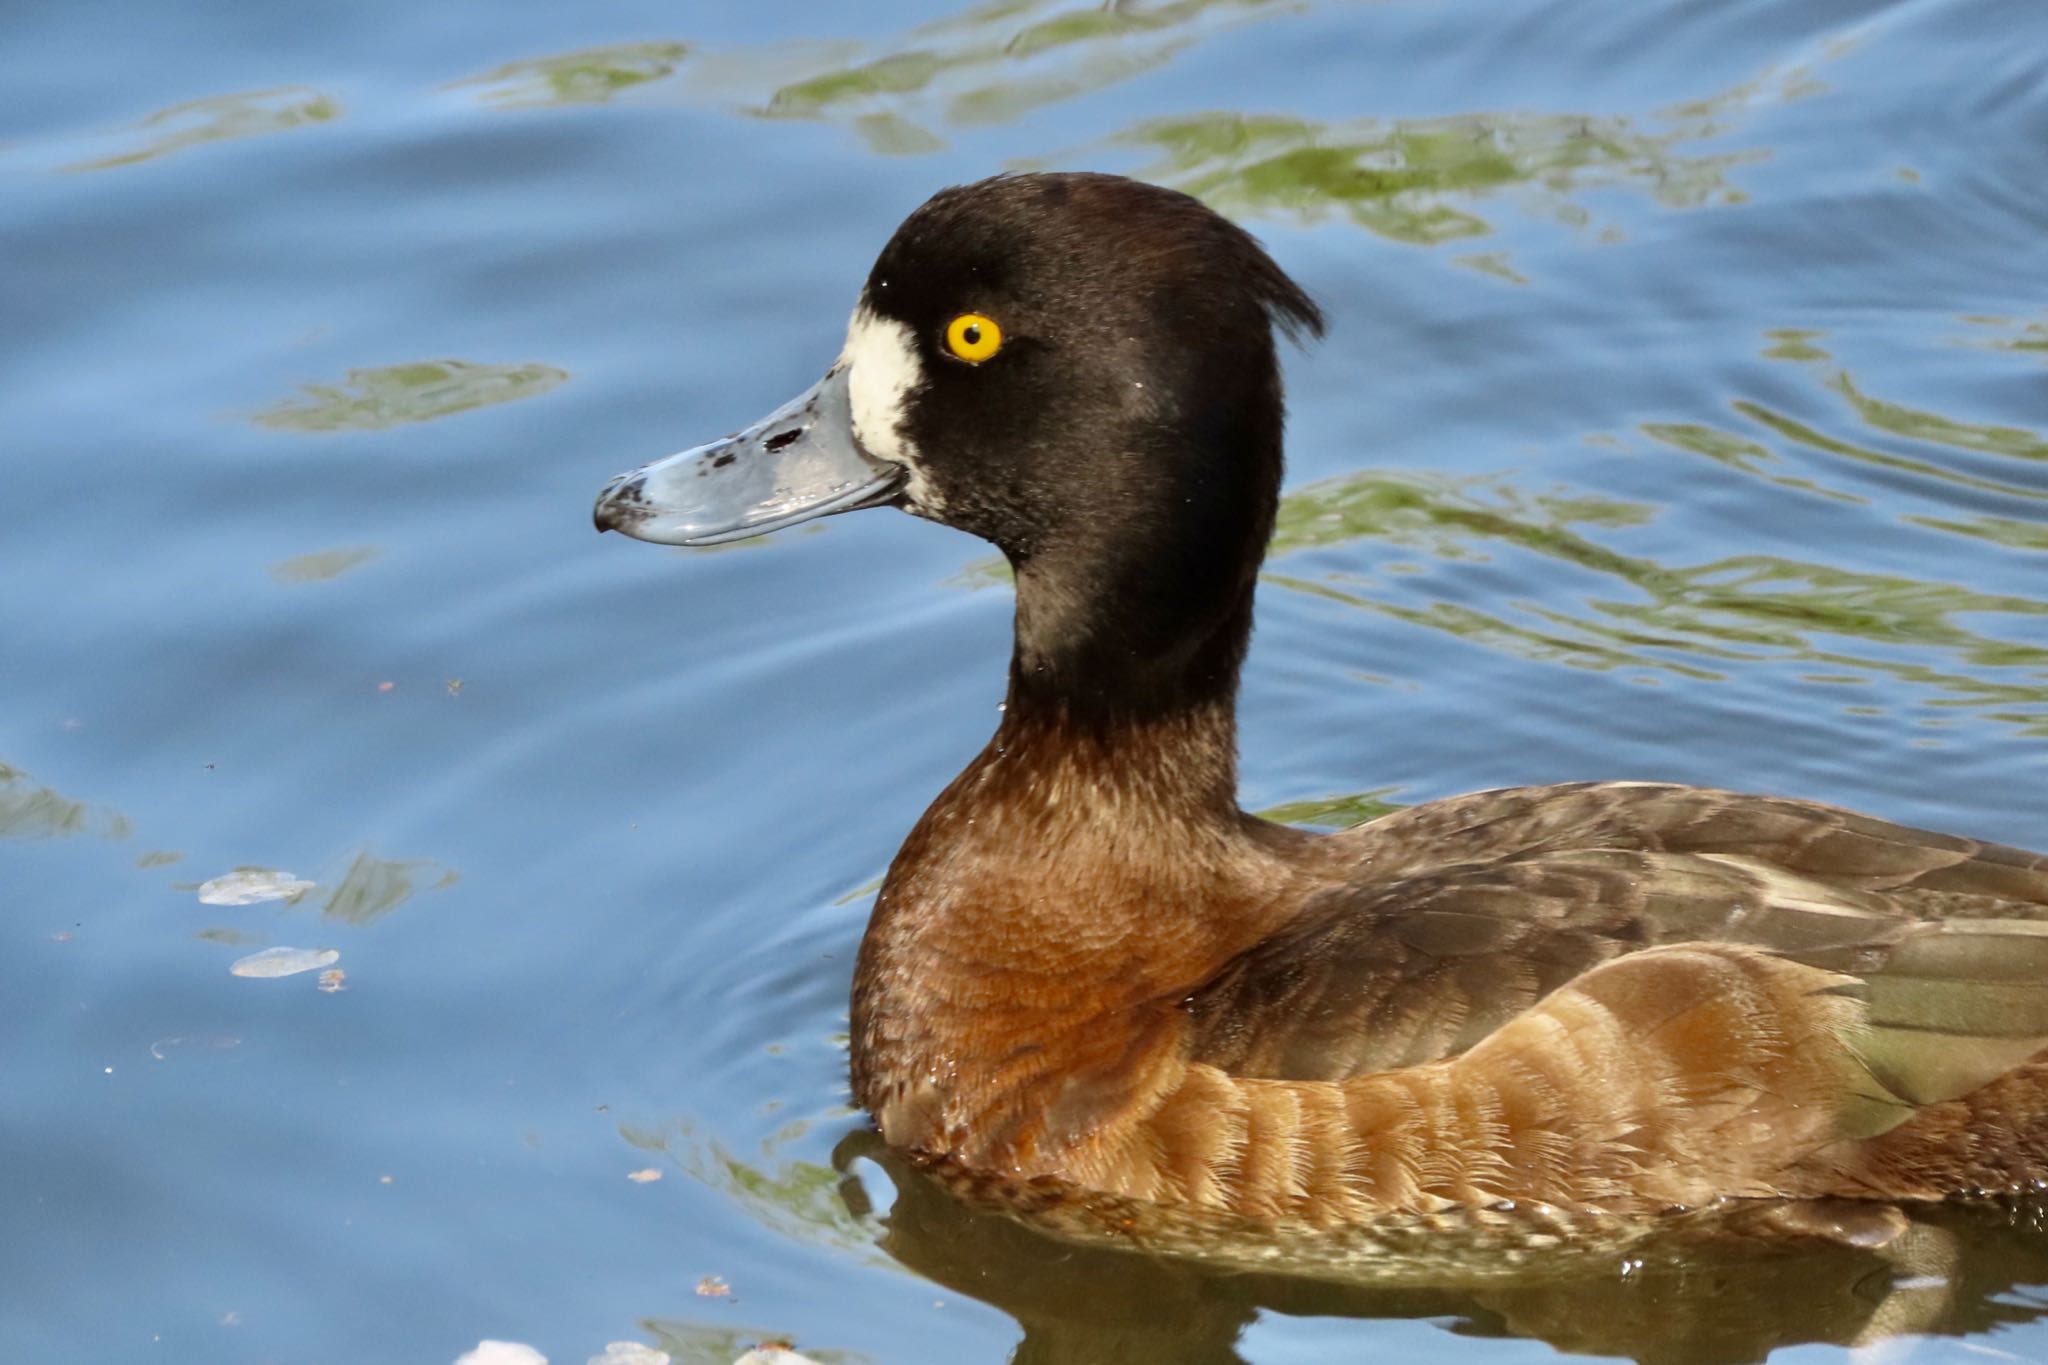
963,324,981,344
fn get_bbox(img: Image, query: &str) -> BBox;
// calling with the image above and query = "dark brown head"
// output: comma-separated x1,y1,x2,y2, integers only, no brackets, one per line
596,172,1322,711
845,173,1321,557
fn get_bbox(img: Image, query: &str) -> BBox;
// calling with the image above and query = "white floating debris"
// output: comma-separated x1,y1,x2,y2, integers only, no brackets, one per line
626,1168,663,1184
733,1349,821,1365
229,946,340,978
149,1036,240,1061
455,1343,546,1365
199,868,314,906
588,1345,669,1365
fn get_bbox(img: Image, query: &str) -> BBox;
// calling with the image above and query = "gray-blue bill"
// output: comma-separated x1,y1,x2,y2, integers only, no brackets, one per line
593,363,903,546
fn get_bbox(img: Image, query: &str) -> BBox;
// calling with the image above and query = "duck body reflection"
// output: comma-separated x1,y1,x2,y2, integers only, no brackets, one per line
597,173,2048,1239
838,1131,2048,1365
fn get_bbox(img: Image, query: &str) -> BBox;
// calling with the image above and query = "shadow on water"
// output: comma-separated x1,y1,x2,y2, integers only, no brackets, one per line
878,1199,2048,1365
651,1130,2048,1365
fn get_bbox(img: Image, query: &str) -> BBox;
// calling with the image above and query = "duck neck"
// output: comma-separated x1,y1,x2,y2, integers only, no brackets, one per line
1001,410,1279,782
908,394,1293,886
876,455,1285,931
997,542,1257,822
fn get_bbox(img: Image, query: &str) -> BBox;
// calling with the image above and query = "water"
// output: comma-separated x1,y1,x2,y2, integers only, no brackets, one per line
4,0,2046,1361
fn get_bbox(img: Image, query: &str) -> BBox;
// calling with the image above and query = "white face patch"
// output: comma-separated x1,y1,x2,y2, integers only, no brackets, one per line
841,304,941,512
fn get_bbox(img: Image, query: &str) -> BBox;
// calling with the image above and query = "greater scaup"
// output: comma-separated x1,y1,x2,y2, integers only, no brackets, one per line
595,172,2048,1226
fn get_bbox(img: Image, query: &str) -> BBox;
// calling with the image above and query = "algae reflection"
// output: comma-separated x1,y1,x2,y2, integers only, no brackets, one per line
59,86,340,174
1268,468,2048,735
0,761,132,841
447,0,1310,154
1654,379,2048,521
1262,332,2048,737
268,546,381,585
318,850,459,926
620,1117,877,1260
739,0,1815,247
1258,788,1403,829
1683,323,2048,498
756,0,1294,139
1064,105,1761,247
1034,44,1843,251
441,0,1829,257
452,42,690,108
1962,313,2048,364
251,359,568,433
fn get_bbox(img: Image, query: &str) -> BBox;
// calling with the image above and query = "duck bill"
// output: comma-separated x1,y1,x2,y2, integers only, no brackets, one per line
593,363,903,546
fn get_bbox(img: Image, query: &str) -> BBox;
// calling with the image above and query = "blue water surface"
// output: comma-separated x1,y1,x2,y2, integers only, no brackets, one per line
5,1,2047,1361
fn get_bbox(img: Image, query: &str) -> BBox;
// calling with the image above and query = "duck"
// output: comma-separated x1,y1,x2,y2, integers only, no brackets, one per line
594,171,2048,1227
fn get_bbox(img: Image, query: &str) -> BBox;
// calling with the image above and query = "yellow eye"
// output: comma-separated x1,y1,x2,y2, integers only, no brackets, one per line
944,313,1003,364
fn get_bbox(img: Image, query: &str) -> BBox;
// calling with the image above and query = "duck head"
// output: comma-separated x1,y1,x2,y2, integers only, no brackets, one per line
595,172,1322,711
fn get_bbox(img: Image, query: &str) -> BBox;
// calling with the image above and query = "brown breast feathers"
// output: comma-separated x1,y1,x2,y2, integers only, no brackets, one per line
854,767,2048,1222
